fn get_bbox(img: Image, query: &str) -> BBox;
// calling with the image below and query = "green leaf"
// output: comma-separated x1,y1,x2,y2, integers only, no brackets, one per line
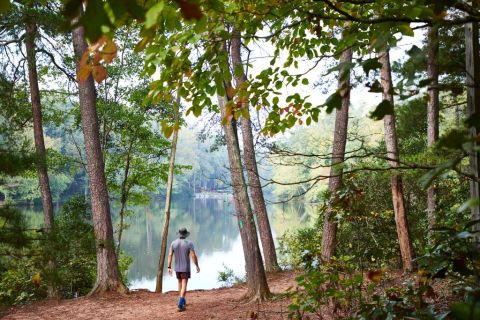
398,23,414,37
437,129,469,149
369,100,393,120
0,0,10,12
324,92,342,114
145,1,164,29
465,112,480,130
407,45,424,64
362,59,382,76
368,80,383,93
418,78,432,87
275,80,282,90
450,302,480,320
82,0,112,41
457,198,480,213
163,126,174,139
234,65,244,78
419,158,461,188
301,78,309,85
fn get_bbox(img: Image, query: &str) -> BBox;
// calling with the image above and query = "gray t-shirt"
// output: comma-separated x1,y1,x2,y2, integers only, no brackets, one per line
171,238,195,272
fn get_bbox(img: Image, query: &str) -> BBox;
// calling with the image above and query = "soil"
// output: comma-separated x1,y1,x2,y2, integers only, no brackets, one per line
2,271,298,320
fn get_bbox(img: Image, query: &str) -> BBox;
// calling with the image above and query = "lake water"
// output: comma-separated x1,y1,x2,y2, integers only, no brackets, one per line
21,197,317,292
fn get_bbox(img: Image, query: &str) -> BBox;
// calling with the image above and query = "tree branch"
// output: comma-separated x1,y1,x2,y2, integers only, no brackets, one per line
37,48,76,82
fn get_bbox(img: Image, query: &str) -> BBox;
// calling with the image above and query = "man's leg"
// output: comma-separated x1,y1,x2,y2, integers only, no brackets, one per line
176,274,185,311
180,278,188,298
177,279,182,295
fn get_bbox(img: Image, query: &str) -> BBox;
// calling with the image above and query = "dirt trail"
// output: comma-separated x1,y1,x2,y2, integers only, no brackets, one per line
3,272,298,320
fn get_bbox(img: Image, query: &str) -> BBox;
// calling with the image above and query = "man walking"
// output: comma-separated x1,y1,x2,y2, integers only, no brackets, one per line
168,227,200,312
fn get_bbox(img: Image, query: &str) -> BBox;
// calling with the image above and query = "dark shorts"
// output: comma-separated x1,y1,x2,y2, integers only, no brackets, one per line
176,272,191,279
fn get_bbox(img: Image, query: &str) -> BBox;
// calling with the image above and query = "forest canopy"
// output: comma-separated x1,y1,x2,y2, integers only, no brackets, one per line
1,0,480,319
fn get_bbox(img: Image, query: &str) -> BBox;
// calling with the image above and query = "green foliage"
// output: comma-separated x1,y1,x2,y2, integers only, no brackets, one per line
217,263,244,288
0,196,132,306
51,196,132,296
278,228,321,270
0,207,45,307
50,195,96,298
0,206,30,249
357,281,448,320
369,100,394,121
358,219,480,320
418,220,480,320
0,258,47,307
287,256,371,319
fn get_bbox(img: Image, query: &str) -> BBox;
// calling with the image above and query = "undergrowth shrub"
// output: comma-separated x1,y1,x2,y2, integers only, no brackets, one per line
0,195,132,308
217,263,244,287
283,220,480,319
278,227,322,269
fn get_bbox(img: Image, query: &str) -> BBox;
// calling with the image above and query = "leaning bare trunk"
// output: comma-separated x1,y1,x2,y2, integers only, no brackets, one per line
379,49,415,272
156,94,180,293
426,25,440,243
25,21,57,298
116,149,131,256
321,48,353,262
72,13,127,294
217,38,270,300
231,29,279,272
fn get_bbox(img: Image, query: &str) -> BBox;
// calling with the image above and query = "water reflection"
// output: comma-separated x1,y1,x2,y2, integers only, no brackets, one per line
120,198,319,292
120,197,241,292
18,197,319,292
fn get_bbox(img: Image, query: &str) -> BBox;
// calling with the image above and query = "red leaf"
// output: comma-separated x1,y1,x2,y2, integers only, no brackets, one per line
92,65,107,83
176,0,203,20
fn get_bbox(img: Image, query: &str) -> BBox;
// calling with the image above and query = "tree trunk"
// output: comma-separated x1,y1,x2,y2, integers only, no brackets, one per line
25,21,57,298
217,39,270,301
321,48,353,262
379,49,415,272
230,29,279,272
426,25,440,243
155,93,180,293
72,12,127,294
465,18,480,240
115,145,132,256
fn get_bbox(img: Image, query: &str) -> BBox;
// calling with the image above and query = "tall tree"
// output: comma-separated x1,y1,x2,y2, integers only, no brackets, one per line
156,93,180,293
71,10,126,294
465,16,480,237
379,49,415,271
217,38,270,300
426,24,440,243
321,47,353,262
230,29,279,272
24,17,57,298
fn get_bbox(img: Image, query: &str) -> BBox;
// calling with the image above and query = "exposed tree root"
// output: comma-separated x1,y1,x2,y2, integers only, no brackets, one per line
88,281,129,296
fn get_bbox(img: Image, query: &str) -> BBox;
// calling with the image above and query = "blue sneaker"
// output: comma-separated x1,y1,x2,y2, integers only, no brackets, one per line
177,297,186,311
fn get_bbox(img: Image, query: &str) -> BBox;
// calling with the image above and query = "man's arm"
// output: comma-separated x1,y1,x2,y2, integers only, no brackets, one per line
167,248,174,276
190,250,200,273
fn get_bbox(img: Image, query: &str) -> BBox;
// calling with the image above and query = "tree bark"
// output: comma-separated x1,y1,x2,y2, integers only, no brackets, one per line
379,49,415,272
25,21,57,298
320,48,353,262
465,19,480,238
156,93,180,293
217,39,270,301
72,12,127,294
426,25,440,243
230,29,279,272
